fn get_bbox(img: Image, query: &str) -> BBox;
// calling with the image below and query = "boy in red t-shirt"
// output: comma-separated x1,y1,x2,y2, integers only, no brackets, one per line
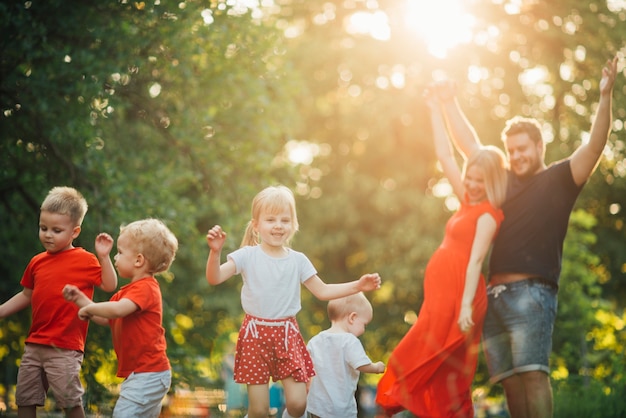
63,218,178,418
0,186,118,418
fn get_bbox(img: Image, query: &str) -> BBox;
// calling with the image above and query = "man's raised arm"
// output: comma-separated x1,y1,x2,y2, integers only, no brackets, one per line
570,56,619,186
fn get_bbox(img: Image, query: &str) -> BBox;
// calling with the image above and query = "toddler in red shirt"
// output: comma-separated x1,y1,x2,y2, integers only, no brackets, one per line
0,186,118,418
63,218,178,418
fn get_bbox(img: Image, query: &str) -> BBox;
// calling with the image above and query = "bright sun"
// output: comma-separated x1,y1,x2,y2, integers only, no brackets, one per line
403,0,475,58
345,0,476,58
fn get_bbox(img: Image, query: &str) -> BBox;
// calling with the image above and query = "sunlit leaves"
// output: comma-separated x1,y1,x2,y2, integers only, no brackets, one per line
2,0,626,411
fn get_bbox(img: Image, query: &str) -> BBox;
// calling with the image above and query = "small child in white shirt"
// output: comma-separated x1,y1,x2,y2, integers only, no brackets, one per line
306,292,385,418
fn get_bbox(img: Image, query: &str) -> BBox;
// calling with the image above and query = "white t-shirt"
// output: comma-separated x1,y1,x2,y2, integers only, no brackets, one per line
228,245,317,319
306,330,372,418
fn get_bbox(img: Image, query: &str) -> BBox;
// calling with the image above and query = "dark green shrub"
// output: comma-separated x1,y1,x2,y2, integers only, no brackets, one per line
553,375,626,418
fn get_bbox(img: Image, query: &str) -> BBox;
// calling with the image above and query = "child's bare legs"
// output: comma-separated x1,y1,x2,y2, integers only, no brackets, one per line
18,404,85,418
281,377,306,418
17,406,36,418
65,405,86,418
247,383,270,418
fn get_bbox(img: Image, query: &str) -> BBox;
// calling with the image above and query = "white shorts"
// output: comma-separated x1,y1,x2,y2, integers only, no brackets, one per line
113,370,171,418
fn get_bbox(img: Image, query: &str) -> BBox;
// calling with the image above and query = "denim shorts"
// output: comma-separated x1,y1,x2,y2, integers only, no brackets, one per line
482,278,558,383
113,370,171,418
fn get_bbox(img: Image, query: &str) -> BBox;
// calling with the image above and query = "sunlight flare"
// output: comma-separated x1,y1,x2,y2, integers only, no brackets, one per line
404,0,475,58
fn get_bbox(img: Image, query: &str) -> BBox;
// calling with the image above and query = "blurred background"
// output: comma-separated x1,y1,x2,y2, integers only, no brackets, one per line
1,0,625,416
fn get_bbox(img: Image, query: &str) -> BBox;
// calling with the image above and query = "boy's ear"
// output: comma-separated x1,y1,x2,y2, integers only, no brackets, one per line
72,226,81,239
135,253,146,267
348,312,358,323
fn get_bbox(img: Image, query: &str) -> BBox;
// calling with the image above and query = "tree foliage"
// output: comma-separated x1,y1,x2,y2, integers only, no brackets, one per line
281,0,626,388
1,0,302,407
1,0,625,412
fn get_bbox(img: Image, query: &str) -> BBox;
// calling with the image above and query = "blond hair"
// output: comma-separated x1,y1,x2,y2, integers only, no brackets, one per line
240,185,299,247
119,219,178,274
327,292,372,322
464,146,508,208
40,186,88,226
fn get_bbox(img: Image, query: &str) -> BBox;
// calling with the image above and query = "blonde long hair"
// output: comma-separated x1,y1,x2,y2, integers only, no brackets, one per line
240,185,299,247
464,146,508,208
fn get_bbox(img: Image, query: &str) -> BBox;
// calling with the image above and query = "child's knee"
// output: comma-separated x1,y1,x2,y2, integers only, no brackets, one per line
284,399,306,417
248,403,270,418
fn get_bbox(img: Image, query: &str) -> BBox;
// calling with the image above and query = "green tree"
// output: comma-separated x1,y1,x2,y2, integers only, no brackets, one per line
283,0,626,346
2,0,626,413
1,0,302,410
553,210,605,377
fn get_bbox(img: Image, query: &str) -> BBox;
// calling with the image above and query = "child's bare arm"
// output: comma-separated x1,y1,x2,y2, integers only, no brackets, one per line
75,299,137,326
357,361,385,374
304,273,381,301
83,312,109,326
79,298,138,320
205,225,237,285
0,288,32,318
63,285,109,326
95,233,118,292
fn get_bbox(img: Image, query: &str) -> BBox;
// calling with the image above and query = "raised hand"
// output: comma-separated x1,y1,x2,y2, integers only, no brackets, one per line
433,79,457,103
95,233,114,258
206,225,227,252
423,84,439,111
600,56,618,96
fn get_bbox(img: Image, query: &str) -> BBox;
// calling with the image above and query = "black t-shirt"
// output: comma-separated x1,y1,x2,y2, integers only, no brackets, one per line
488,159,583,285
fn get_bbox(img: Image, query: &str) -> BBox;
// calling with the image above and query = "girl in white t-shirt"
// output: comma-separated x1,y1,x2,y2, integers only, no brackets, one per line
206,185,381,418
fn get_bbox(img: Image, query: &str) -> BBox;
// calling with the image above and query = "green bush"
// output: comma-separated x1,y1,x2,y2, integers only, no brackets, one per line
553,375,626,418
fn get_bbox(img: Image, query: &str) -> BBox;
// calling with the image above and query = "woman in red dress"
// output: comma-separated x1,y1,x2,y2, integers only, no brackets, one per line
376,88,508,417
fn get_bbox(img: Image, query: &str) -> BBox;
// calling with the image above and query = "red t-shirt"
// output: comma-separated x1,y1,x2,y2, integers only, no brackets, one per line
109,277,170,378
20,247,103,351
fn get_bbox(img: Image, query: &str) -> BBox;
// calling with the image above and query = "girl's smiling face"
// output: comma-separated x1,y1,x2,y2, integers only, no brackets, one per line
463,164,487,204
253,206,294,254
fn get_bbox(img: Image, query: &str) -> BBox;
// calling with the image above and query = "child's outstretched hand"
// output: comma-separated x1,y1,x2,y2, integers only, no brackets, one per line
357,273,381,291
63,284,91,308
94,233,114,258
206,225,227,251
372,361,386,374
77,306,93,321
359,360,386,374
63,284,81,302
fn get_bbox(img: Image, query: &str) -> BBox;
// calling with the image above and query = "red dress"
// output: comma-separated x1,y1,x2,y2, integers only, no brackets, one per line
376,199,503,418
